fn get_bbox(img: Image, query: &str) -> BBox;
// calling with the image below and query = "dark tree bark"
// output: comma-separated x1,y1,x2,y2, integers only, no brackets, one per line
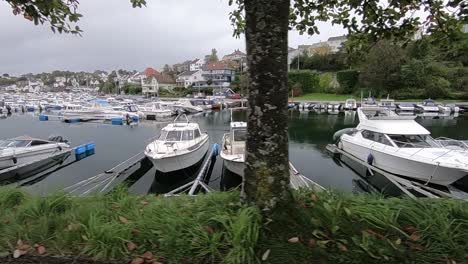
243,0,293,211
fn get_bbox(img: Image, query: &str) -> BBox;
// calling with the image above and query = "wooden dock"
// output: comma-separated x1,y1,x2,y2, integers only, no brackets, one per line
289,162,325,192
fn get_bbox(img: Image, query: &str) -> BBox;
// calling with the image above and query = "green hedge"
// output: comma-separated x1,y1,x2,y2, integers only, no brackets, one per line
337,70,359,94
288,70,320,93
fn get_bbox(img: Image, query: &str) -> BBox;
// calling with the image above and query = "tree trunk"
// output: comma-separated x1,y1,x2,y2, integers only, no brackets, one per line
243,0,293,211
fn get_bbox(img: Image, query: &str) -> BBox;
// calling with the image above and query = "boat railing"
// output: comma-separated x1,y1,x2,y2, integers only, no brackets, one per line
173,113,190,123
434,137,468,150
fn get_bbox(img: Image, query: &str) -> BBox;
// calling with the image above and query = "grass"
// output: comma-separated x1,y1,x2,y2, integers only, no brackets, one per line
290,93,354,102
0,187,467,263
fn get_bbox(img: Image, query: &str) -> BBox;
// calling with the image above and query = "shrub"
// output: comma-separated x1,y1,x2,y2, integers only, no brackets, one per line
288,70,320,93
425,76,450,99
337,70,359,94
318,73,336,93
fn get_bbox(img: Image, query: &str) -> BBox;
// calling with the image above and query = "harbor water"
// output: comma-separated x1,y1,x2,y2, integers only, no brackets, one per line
1,110,467,195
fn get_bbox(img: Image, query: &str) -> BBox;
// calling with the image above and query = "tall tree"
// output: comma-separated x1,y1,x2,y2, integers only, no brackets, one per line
242,0,293,210
208,48,219,63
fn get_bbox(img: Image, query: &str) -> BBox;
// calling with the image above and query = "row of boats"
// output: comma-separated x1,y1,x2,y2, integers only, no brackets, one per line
1,93,236,121
144,107,467,187
292,98,464,114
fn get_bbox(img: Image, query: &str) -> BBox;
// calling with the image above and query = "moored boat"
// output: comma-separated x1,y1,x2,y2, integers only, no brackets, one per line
0,136,70,171
144,115,209,172
336,107,468,185
416,99,439,112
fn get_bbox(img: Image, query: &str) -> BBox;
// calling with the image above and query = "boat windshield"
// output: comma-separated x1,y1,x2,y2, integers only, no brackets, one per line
0,140,31,148
424,101,435,106
233,129,247,142
166,131,183,141
388,135,440,148
158,130,168,140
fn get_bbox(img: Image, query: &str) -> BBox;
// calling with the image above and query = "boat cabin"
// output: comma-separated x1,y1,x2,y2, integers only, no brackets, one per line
357,108,439,149
0,137,52,149
224,122,247,155
157,123,203,142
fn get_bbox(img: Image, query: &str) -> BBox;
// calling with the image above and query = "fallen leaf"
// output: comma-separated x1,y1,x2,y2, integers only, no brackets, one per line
36,246,46,255
337,243,348,252
151,261,163,264
288,237,300,243
446,260,457,264
13,249,26,259
308,239,316,248
131,257,144,264
261,249,270,261
408,242,424,251
395,238,402,245
142,251,153,260
140,201,149,206
16,241,30,251
402,225,417,233
132,229,141,235
126,242,137,251
205,226,214,234
409,233,420,241
119,216,130,224
310,194,317,201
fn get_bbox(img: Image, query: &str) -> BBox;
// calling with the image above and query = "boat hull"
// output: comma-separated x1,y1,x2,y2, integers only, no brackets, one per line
0,146,70,171
340,138,467,185
147,139,209,173
223,159,245,177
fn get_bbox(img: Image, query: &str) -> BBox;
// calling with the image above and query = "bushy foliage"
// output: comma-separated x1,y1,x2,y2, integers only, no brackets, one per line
288,70,320,94
336,70,359,94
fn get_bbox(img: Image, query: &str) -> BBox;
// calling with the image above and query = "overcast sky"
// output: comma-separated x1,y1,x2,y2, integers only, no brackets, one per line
0,0,346,75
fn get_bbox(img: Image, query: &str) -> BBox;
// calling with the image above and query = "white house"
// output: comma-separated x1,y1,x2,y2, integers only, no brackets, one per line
27,80,43,93
325,35,347,53
189,59,204,71
142,73,176,96
176,70,204,88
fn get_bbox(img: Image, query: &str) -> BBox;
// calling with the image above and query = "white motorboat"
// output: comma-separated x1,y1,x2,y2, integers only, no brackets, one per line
379,98,396,110
396,103,415,112
174,99,204,113
446,104,460,113
220,121,247,176
437,104,451,113
111,104,144,119
0,136,70,170
139,102,174,119
416,99,439,112
144,115,209,172
336,107,468,185
343,99,357,110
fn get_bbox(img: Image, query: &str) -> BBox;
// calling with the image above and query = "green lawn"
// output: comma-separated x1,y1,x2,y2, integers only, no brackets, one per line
291,93,355,102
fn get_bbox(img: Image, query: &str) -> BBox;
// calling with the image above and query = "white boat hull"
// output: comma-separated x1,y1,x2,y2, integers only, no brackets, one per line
0,146,69,171
340,139,467,185
223,159,245,177
147,139,209,173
